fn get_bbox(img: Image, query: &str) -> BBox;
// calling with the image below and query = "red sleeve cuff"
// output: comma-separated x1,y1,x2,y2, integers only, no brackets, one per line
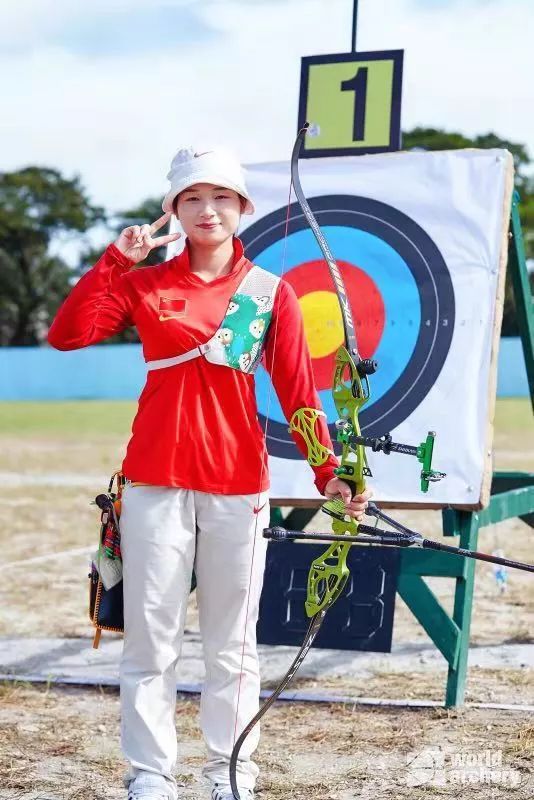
312,461,338,496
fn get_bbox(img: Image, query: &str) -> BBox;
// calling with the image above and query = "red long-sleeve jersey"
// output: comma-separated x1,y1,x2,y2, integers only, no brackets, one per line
48,237,338,495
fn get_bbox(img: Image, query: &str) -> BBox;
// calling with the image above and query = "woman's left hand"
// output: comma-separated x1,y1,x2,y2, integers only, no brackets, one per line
323,478,373,520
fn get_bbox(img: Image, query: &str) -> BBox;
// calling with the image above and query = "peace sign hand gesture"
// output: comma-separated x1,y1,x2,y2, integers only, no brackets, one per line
113,212,181,264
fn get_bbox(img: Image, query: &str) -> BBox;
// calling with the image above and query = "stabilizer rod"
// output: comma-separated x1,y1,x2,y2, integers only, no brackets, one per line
263,526,534,574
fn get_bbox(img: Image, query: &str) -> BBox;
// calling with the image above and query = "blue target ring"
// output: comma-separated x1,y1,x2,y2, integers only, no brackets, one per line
241,195,455,459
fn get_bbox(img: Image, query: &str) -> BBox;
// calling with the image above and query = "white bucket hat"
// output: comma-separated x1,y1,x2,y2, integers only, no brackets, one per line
162,146,255,215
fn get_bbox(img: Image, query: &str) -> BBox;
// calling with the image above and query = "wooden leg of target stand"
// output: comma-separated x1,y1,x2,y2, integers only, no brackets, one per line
93,628,102,649
445,510,480,707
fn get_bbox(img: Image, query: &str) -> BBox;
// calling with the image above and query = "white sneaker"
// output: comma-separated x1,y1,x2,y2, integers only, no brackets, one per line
127,771,176,800
211,785,254,800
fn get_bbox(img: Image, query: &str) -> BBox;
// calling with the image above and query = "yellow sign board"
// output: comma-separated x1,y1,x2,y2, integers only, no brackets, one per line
298,50,403,157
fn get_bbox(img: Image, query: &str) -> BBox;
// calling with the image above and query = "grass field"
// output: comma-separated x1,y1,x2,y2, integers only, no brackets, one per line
0,400,138,437
0,396,530,437
0,398,533,799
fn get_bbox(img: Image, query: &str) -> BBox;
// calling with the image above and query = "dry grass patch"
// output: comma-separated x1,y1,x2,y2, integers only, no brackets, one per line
1,684,533,799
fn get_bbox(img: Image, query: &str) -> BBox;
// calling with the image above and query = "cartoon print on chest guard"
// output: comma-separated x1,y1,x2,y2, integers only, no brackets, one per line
249,319,266,340
250,341,261,363
251,295,273,314
239,352,252,371
196,267,280,376
216,328,234,347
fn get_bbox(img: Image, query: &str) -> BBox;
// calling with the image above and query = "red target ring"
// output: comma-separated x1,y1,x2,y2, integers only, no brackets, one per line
284,259,385,389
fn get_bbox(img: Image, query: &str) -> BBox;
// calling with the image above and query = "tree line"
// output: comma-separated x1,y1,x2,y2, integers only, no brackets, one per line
0,128,532,346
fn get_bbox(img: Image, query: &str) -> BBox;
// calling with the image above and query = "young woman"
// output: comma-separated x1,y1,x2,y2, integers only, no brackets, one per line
48,146,371,800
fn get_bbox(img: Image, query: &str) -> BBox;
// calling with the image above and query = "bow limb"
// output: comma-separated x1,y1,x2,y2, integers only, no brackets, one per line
229,612,326,800
290,127,359,358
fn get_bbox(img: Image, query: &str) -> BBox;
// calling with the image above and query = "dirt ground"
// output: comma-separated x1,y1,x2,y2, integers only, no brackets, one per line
1,681,533,800
1,403,533,799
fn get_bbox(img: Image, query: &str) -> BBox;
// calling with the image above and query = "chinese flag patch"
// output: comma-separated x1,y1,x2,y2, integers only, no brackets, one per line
158,297,187,320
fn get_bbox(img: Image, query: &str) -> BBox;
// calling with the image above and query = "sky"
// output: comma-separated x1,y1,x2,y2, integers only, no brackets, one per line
2,0,533,224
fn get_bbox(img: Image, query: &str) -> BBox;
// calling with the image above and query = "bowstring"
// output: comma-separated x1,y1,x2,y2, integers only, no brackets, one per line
231,172,295,751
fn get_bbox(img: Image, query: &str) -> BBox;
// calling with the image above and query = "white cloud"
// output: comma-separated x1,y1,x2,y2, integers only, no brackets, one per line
1,0,532,218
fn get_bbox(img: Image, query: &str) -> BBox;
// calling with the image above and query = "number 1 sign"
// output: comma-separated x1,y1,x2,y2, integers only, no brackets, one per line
297,50,404,158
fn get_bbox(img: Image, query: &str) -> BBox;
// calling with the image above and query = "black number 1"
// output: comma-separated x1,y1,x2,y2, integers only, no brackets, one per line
341,67,368,142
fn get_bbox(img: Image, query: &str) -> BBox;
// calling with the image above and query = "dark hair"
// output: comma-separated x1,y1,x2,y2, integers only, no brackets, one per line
172,190,247,216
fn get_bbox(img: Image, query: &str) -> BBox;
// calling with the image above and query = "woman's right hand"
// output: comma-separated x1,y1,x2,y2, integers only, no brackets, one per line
113,212,181,264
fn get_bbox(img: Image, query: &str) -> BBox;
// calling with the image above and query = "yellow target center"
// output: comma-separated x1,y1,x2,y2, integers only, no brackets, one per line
299,291,344,359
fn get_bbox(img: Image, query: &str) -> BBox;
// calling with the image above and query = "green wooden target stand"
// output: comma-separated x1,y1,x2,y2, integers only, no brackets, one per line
269,15,534,707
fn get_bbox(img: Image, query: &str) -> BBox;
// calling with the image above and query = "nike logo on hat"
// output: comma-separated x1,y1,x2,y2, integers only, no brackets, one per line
194,151,213,158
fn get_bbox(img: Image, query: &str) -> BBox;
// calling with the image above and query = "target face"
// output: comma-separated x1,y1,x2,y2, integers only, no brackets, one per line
241,195,455,459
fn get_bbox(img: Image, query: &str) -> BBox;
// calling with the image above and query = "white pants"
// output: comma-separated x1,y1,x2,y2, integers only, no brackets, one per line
119,484,270,796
